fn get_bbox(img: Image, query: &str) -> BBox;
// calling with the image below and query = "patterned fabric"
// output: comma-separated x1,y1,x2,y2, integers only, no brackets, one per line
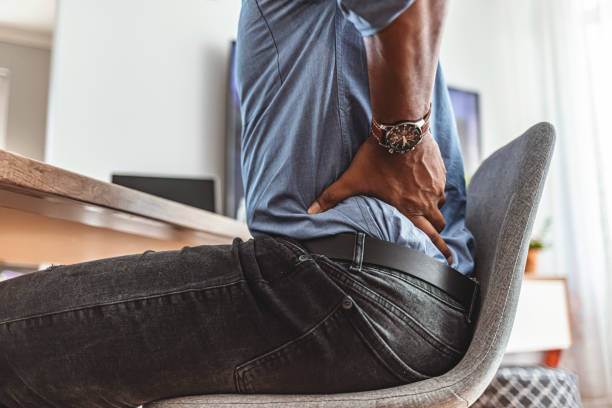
473,366,581,408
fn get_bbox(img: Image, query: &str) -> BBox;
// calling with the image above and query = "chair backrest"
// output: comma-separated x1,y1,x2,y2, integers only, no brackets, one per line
144,123,556,408
443,122,556,404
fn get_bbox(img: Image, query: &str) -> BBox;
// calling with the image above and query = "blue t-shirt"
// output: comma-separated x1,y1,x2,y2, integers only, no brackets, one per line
236,0,476,275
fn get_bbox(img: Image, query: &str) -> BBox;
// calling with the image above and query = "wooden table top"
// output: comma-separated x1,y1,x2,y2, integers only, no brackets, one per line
0,149,251,243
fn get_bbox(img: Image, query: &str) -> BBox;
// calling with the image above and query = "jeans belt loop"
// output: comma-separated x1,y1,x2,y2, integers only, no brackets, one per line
349,232,366,273
466,277,480,324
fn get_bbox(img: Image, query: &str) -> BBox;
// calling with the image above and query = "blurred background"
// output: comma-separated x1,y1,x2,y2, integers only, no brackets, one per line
0,0,610,406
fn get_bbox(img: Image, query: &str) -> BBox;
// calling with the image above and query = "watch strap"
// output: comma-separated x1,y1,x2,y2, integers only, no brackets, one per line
372,118,430,142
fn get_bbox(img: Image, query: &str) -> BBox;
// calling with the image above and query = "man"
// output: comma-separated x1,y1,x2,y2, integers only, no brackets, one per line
239,0,474,272
0,1,476,407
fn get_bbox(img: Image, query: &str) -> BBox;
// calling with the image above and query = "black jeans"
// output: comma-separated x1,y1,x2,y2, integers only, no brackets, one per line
0,235,472,408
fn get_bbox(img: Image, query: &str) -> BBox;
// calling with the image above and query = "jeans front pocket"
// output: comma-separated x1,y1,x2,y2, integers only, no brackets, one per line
233,297,422,394
316,256,472,378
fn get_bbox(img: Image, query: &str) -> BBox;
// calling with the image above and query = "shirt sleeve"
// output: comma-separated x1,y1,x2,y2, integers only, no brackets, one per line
337,0,416,37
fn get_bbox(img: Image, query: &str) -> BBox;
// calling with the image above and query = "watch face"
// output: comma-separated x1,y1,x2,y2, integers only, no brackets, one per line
386,123,422,153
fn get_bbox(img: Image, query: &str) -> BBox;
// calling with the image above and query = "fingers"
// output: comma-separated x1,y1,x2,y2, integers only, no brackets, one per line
438,191,447,209
307,176,356,214
398,200,446,233
428,207,446,232
411,216,454,265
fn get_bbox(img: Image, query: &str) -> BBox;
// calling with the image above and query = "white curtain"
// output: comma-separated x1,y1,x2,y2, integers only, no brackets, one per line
537,0,612,405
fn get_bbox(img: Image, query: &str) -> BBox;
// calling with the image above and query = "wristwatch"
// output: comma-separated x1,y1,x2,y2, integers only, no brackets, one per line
371,104,432,154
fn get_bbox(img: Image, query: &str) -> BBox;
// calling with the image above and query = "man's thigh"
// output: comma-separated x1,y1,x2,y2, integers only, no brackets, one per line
0,237,350,407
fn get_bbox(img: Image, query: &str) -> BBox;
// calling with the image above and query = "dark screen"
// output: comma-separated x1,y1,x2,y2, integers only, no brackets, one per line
112,175,215,212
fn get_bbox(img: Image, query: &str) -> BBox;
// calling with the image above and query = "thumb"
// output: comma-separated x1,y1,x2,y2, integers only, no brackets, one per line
307,176,356,214
410,215,454,265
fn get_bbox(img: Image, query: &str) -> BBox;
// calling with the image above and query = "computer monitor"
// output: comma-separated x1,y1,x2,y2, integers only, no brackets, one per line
112,174,215,212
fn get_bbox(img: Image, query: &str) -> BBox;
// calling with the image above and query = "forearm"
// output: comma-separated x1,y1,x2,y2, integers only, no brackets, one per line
364,0,449,122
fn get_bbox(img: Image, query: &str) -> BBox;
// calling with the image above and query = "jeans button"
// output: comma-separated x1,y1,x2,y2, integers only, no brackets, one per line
342,297,353,309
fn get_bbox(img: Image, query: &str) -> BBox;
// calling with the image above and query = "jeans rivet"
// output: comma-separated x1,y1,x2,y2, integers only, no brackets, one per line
298,254,309,262
342,297,353,309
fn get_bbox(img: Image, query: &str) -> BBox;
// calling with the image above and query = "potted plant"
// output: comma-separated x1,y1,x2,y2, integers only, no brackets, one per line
525,217,552,275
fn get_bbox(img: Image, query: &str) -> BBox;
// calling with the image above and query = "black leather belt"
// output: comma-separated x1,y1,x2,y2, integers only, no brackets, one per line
299,232,479,320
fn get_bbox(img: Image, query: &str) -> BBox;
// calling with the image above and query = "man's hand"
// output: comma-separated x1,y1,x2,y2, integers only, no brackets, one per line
307,0,454,264
307,132,453,264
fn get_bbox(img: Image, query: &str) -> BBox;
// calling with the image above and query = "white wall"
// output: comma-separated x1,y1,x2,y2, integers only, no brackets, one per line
0,41,50,160
441,0,546,156
442,0,556,275
0,67,9,149
47,0,242,212
48,0,556,250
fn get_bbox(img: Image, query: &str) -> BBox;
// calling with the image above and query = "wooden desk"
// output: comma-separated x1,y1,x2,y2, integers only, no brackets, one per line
0,149,251,266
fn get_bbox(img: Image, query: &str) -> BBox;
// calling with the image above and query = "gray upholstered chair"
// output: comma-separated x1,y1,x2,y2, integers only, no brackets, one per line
146,123,556,408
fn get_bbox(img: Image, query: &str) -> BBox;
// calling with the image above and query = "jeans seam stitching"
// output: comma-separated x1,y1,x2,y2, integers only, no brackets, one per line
234,301,344,391
0,279,247,326
334,259,466,314
0,355,60,408
319,258,463,357
332,272,462,357
362,264,466,313
344,300,431,381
